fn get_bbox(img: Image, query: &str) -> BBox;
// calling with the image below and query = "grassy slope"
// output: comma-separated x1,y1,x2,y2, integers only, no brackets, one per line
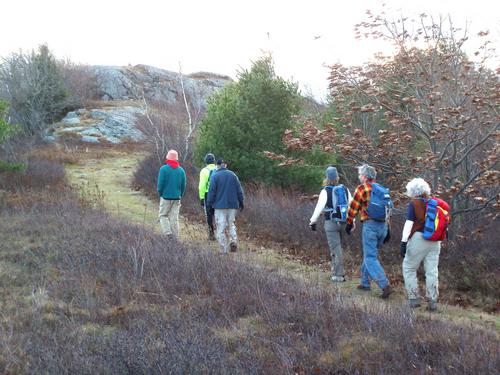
64,148,499,332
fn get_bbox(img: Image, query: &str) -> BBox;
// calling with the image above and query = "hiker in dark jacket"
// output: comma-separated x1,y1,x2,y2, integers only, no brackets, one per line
206,159,244,253
400,178,441,311
157,150,186,239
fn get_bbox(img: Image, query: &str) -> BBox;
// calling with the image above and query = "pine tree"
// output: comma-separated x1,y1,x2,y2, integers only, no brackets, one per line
195,56,307,186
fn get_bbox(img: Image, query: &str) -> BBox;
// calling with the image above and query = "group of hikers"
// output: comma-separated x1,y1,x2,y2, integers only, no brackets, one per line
309,164,447,311
157,150,450,312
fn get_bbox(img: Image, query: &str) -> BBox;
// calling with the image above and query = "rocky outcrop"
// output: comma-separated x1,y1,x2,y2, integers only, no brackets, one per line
93,64,232,111
46,105,145,144
45,64,232,144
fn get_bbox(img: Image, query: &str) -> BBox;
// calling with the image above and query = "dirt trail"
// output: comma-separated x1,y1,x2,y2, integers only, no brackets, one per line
66,150,499,332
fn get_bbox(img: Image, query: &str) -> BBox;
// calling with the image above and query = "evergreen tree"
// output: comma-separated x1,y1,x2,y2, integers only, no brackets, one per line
195,56,327,189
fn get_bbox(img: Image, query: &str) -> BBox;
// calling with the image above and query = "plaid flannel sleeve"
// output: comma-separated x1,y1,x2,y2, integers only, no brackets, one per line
346,185,368,225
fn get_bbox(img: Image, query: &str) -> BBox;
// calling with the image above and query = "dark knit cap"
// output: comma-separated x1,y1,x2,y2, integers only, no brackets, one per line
204,153,215,164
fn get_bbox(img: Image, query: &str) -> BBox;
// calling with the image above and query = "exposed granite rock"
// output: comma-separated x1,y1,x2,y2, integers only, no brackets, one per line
92,64,232,111
47,105,145,144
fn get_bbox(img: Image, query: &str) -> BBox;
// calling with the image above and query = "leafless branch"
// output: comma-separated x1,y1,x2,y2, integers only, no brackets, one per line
452,193,499,216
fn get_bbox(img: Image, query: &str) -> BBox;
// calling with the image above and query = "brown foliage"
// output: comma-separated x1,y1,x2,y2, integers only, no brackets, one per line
279,13,499,231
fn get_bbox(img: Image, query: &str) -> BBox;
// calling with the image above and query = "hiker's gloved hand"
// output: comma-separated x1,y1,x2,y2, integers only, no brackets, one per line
239,202,244,212
345,223,353,235
383,227,391,243
309,223,317,231
400,242,407,258
200,199,205,208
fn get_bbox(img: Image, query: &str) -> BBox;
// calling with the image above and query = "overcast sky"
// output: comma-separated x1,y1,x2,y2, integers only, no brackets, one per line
1,0,499,100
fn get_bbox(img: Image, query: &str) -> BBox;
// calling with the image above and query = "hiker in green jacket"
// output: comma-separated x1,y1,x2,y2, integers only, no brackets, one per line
198,153,217,240
157,150,186,239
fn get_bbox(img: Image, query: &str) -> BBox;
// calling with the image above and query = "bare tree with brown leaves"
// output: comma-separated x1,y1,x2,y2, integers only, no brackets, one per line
269,12,499,231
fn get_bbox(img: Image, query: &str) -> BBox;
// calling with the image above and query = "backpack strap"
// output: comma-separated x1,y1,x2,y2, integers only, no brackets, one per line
324,186,334,210
205,166,215,191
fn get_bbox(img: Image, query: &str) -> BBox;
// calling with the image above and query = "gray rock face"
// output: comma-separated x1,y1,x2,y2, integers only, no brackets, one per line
92,64,232,111
90,107,145,143
47,105,145,144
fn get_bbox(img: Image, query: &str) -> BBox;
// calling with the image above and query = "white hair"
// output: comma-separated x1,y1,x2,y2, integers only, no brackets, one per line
406,178,431,198
358,164,377,180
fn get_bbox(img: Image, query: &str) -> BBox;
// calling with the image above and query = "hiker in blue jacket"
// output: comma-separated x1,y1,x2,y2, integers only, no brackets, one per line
206,159,244,254
310,166,352,282
157,150,186,239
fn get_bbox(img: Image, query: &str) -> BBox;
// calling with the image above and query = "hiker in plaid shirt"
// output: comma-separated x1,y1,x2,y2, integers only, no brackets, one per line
345,164,393,299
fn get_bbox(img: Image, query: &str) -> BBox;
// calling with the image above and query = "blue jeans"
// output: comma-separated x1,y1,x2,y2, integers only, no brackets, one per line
360,220,389,289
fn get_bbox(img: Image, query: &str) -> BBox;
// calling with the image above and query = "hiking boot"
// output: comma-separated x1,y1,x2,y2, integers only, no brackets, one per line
409,299,421,308
381,285,393,299
356,284,371,291
229,242,238,253
331,276,346,282
427,300,438,312
209,232,216,241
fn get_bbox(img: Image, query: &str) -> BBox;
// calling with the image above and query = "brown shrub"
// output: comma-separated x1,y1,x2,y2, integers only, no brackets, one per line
59,61,100,107
0,158,66,192
0,195,498,374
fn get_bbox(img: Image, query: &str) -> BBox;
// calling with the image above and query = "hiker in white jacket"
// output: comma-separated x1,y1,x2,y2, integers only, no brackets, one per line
309,166,352,282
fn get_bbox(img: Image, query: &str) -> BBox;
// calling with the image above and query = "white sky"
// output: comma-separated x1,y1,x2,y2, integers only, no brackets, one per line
1,0,499,100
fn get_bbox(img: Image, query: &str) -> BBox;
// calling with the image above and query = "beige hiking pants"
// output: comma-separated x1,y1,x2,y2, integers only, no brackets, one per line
403,232,441,302
159,198,181,239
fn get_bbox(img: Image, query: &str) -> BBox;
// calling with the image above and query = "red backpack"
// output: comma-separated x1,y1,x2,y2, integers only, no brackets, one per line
423,198,451,241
